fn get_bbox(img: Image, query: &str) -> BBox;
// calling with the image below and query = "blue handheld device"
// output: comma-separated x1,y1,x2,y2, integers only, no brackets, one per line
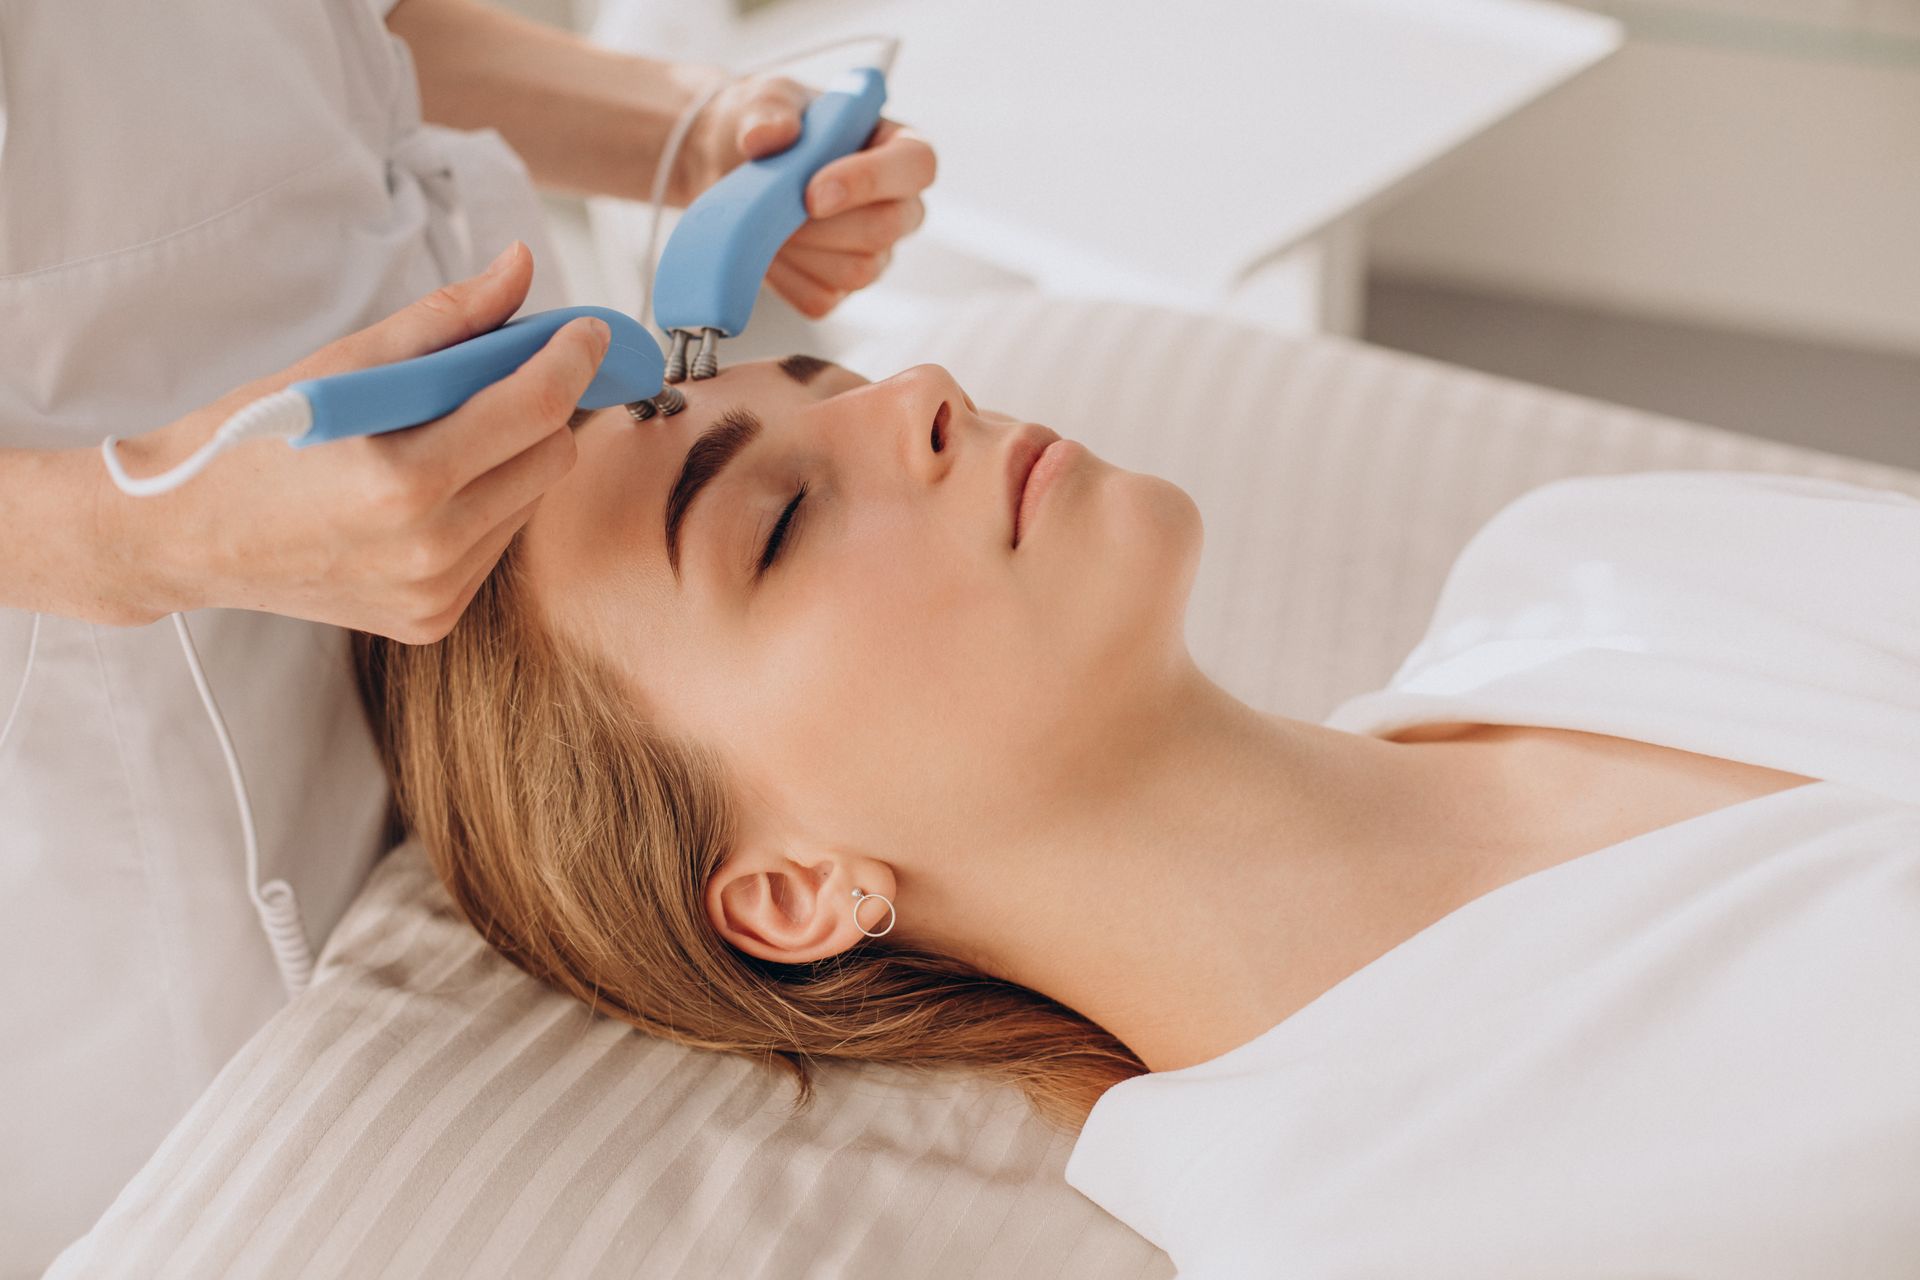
653,66,888,381
289,305,667,447
100,304,677,496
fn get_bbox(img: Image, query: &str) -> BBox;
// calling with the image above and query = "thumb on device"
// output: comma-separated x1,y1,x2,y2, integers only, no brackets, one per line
734,77,810,159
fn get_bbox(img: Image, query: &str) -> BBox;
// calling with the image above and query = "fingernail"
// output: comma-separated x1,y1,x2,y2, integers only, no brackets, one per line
813,180,846,217
483,242,519,277
585,317,611,350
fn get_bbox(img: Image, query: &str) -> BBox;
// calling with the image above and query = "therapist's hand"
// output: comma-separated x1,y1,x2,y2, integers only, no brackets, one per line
682,75,937,319
101,242,600,644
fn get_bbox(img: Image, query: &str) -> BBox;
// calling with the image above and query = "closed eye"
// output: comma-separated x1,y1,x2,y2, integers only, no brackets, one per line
755,482,809,579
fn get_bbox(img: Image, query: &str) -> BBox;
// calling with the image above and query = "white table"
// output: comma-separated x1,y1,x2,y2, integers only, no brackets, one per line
586,0,1621,340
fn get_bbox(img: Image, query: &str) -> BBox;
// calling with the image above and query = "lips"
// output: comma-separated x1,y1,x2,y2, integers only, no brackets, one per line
1006,425,1062,548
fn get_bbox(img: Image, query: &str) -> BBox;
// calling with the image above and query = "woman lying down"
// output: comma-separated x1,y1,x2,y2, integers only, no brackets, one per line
351,353,1920,1277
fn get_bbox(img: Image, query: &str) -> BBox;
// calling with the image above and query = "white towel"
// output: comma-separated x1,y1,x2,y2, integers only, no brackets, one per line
1066,471,1920,1278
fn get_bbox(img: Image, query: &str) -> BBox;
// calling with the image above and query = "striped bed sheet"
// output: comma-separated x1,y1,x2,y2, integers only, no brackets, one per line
48,293,1920,1278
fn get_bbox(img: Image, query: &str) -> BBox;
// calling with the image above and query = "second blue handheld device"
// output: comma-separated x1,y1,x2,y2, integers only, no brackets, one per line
654,66,889,379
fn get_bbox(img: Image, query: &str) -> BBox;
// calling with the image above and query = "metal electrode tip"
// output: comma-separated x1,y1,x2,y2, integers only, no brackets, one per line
690,327,720,380
623,384,686,423
664,330,690,384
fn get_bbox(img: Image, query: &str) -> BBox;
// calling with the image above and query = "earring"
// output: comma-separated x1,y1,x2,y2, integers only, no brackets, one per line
850,887,896,938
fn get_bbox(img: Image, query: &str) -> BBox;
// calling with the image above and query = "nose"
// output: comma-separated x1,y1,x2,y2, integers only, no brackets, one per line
876,364,973,483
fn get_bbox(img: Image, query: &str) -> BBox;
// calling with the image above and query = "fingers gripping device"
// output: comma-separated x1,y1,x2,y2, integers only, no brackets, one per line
100,304,675,497
652,64,889,384
103,38,895,499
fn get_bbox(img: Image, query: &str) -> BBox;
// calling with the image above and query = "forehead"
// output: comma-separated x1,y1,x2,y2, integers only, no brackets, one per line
515,356,862,646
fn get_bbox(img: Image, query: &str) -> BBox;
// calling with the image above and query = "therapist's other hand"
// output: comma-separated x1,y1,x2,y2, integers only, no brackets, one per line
104,242,602,644
683,74,936,319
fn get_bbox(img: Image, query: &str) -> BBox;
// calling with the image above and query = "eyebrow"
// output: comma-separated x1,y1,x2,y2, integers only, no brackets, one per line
665,407,760,585
777,353,832,385
661,355,841,585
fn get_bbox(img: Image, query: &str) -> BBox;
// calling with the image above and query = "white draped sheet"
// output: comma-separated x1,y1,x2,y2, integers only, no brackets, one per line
1067,471,1920,1278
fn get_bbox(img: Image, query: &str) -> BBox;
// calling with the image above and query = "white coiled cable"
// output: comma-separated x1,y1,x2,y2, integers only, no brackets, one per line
171,611,316,994
99,386,313,498
95,392,320,992
0,606,315,995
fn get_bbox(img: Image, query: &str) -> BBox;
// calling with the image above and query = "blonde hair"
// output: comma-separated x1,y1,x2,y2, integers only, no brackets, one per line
350,532,1145,1130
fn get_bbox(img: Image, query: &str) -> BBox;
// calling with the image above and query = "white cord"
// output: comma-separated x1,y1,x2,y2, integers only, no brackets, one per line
0,611,41,757
100,387,314,497
0,606,311,995
0,607,310,991
170,611,315,995
86,379,318,996
638,33,902,333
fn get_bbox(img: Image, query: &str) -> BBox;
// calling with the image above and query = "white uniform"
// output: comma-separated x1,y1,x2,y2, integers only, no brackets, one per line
1065,472,1920,1278
0,2,563,1271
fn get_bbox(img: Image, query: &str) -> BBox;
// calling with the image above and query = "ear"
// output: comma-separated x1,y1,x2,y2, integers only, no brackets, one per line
706,846,895,965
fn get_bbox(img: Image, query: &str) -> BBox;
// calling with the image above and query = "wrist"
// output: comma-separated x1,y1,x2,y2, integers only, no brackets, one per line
660,61,731,207
89,425,213,622
388,0,729,205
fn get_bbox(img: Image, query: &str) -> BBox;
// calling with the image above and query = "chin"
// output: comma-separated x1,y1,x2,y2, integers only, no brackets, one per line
996,467,1205,772
1074,467,1205,675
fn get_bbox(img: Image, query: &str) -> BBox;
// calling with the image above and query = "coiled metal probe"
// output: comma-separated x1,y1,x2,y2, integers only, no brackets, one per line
625,384,687,421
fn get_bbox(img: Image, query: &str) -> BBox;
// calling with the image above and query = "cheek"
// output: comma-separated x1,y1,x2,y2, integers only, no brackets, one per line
693,469,1206,826
745,518,1026,783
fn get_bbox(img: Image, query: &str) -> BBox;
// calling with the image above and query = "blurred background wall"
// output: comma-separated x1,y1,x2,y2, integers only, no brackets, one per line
1366,0,1920,469
499,0,1918,469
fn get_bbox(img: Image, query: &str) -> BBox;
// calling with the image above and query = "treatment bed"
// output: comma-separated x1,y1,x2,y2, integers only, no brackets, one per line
48,292,1920,1278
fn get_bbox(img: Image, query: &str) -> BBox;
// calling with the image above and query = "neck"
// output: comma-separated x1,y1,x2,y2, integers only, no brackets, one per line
907,661,1527,1073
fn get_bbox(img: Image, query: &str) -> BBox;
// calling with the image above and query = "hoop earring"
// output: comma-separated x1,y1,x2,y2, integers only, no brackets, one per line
850,887,896,938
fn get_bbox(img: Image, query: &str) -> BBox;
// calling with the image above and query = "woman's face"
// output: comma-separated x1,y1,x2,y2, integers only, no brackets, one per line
519,356,1202,951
